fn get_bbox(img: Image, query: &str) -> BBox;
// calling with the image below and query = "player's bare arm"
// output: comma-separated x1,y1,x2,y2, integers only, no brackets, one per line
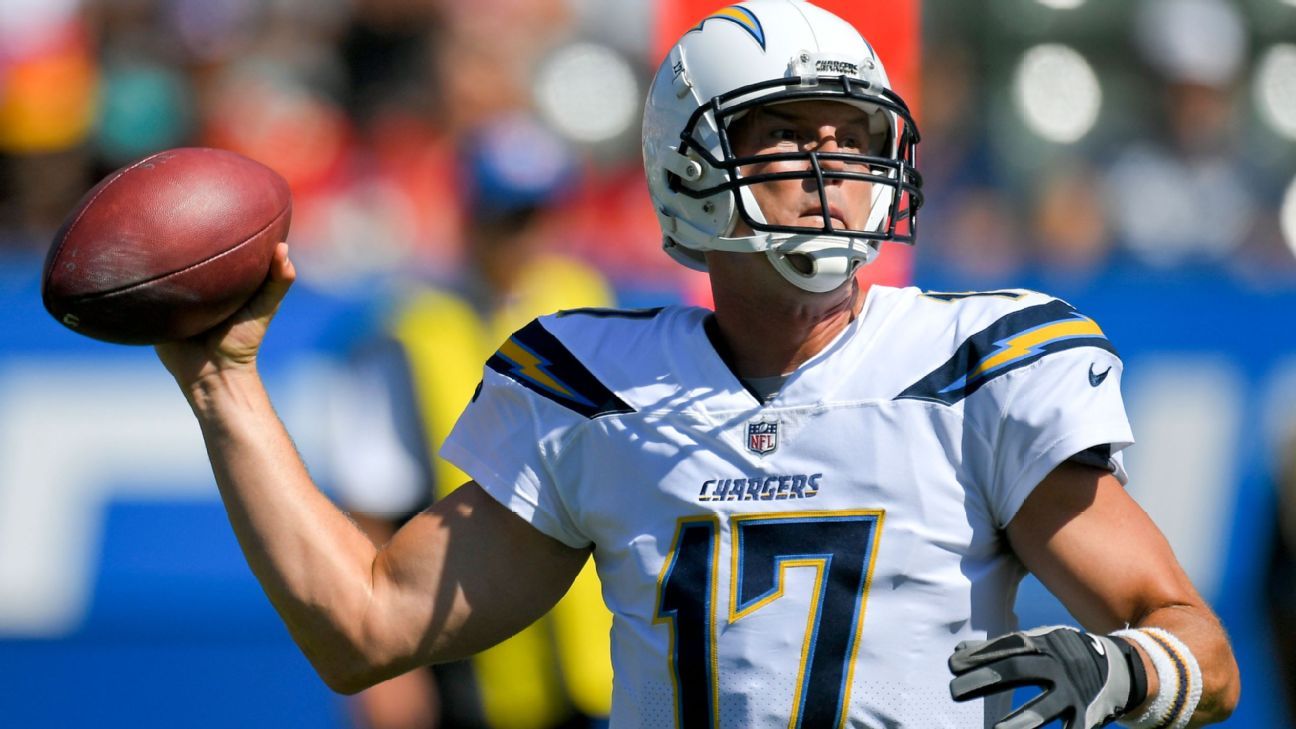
1000,462,1240,726
155,244,588,693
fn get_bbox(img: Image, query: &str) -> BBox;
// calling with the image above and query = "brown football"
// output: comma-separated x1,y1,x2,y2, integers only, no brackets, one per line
41,147,292,345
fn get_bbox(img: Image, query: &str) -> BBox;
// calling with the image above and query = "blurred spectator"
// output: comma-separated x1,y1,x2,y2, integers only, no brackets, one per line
0,3,97,248
327,114,615,729
1028,160,1113,279
432,0,572,138
337,0,443,131
94,56,195,167
1103,0,1261,268
924,187,1026,284
912,39,1024,285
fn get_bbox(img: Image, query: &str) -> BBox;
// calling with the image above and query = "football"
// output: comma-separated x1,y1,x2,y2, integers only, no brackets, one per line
41,147,292,345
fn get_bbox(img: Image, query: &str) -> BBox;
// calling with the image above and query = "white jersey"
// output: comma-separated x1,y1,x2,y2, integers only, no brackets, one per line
442,285,1133,729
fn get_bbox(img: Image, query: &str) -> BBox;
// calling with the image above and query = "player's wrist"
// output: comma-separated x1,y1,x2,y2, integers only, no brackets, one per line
1109,627,1202,729
182,365,266,418
1108,634,1151,718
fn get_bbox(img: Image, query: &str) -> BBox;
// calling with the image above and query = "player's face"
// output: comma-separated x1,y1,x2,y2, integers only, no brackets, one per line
727,100,884,235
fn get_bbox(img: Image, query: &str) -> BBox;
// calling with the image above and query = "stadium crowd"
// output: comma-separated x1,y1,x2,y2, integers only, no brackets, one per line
2,0,1294,285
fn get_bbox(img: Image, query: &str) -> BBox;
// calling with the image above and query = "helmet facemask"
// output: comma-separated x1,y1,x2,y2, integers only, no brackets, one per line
670,73,923,292
642,1,925,293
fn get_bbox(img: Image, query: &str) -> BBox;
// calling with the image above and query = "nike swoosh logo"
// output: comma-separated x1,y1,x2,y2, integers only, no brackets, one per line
1089,364,1112,387
1090,635,1106,655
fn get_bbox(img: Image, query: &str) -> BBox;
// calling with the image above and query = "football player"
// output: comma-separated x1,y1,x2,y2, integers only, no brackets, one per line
156,1,1239,727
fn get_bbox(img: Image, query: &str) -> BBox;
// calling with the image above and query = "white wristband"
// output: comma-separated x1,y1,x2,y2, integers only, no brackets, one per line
1111,627,1202,729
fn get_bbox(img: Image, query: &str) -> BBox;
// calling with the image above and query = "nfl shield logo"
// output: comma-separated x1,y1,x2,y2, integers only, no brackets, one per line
747,420,779,455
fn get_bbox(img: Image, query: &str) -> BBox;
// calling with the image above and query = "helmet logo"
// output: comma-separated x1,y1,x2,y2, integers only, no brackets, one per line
815,59,859,77
688,6,766,50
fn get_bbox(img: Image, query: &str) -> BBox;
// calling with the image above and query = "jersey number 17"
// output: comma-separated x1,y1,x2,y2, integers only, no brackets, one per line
655,510,885,729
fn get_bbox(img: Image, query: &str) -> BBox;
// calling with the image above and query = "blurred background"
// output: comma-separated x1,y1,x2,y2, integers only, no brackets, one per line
1,0,1295,726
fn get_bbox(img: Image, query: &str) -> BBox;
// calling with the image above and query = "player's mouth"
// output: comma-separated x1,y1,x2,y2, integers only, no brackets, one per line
802,205,849,230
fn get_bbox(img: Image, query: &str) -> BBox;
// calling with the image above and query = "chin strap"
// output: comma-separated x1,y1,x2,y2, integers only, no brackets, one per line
765,249,853,293
764,236,878,293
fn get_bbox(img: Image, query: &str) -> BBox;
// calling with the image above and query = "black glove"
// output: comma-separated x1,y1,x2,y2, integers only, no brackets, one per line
948,625,1149,729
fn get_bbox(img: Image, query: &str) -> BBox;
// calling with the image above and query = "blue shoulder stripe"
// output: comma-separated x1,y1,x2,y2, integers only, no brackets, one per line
487,319,634,419
896,299,1117,406
555,306,664,320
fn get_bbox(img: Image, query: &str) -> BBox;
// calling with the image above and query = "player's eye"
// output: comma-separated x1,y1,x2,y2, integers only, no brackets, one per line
838,124,878,154
770,127,800,144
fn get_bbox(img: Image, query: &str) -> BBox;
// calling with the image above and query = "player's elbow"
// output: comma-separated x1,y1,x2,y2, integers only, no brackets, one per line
311,652,392,696
295,627,395,695
1215,687,1241,724
1198,652,1242,724
310,623,427,695
1177,619,1241,726
319,666,377,696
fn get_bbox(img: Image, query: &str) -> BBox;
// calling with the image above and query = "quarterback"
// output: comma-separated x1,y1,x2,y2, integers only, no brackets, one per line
158,1,1239,727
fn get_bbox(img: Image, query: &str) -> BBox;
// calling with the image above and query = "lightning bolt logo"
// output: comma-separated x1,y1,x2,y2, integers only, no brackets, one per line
896,299,1118,406
688,5,766,50
497,337,594,407
939,314,1105,394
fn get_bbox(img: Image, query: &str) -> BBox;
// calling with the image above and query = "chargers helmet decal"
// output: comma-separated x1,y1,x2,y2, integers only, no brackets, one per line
688,6,767,50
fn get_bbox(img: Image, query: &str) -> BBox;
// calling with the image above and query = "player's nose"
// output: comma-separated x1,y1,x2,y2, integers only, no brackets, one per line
813,126,851,155
811,128,852,178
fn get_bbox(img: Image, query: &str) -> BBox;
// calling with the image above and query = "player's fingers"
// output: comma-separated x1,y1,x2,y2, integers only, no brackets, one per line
992,688,1068,729
992,708,1049,729
268,242,296,282
949,633,1034,673
244,244,295,322
950,655,1053,701
950,667,1006,700
949,640,990,672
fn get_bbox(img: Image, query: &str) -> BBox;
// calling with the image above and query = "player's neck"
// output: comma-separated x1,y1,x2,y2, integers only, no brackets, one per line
709,278,866,378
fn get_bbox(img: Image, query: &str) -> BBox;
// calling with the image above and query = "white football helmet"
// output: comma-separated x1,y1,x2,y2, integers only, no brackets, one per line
642,0,922,292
